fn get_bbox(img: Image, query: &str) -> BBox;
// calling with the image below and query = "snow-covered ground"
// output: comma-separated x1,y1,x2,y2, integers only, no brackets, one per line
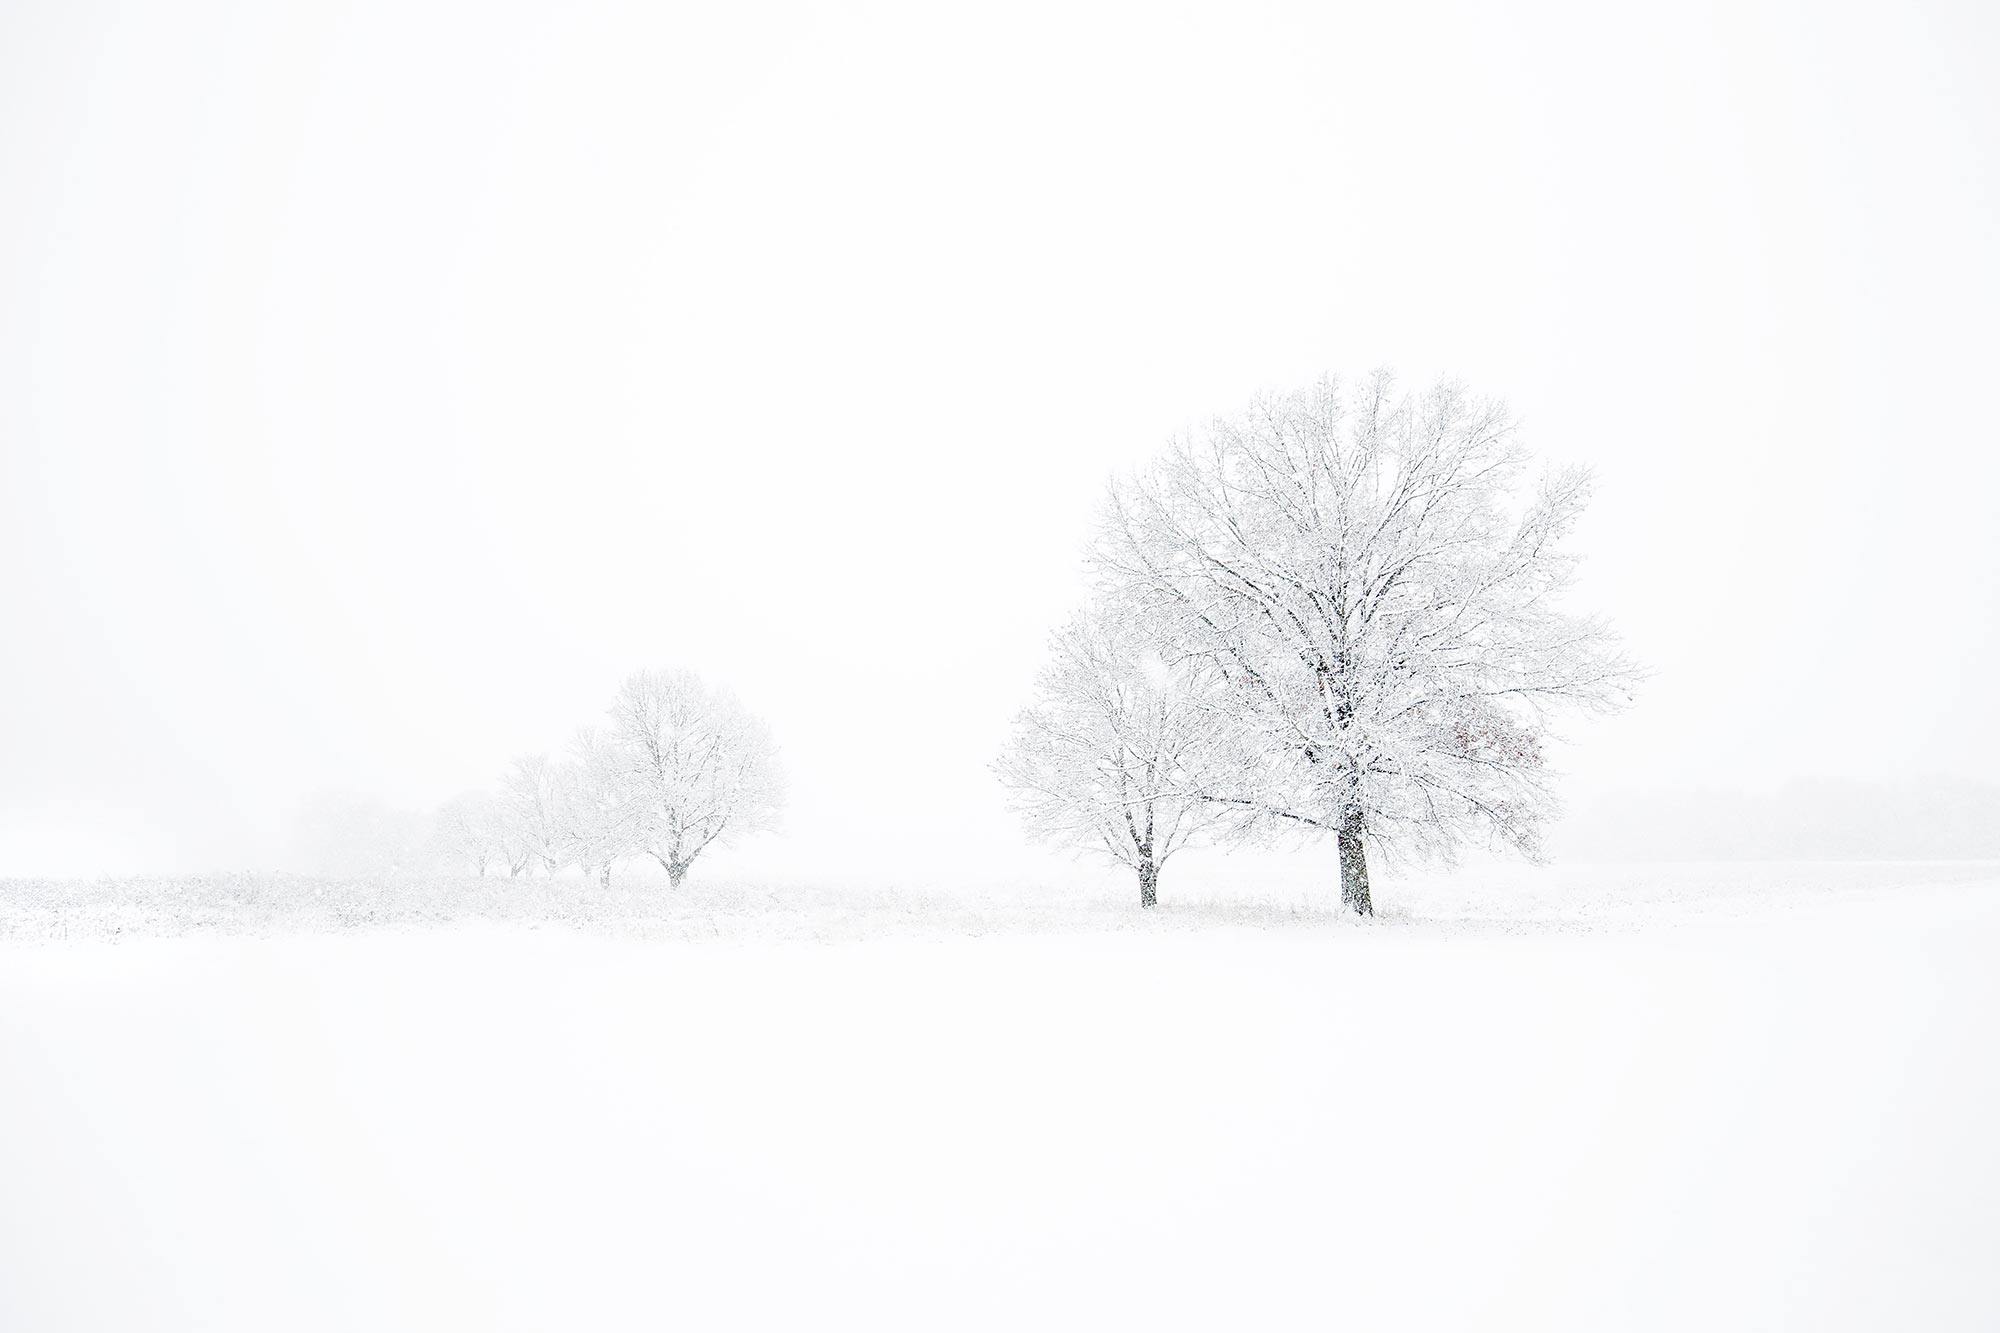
3,863,1996,1330
7,856,1996,941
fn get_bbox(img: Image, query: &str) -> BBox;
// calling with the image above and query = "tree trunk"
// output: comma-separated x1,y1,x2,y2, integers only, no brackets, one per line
1138,858,1158,910
1338,808,1373,916
667,862,687,889
599,863,612,888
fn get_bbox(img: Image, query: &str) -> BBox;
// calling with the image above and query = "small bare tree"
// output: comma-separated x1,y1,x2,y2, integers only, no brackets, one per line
1097,372,1639,914
495,823,534,878
500,752,570,878
434,791,506,875
608,668,784,888
997,600,1237,907
559,727,640,887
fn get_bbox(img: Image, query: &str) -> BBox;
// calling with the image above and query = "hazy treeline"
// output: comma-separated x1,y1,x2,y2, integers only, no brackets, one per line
300,668,783,889
440,668,783,888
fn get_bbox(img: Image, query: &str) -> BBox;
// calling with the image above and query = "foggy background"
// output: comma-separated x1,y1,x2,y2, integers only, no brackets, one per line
3,0,1996,878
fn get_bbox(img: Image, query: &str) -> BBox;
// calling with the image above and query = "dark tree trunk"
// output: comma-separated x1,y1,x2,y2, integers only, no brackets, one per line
667,862,687,889
1338,807,1373,916
599,864,612,888
1138,858,1158,909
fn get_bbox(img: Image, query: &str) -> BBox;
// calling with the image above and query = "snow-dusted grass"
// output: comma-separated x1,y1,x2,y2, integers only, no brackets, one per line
0,870,1342,942
2,865,1997,1330
5,858,1996,941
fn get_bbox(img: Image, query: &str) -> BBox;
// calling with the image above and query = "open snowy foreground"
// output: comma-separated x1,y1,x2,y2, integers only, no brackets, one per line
3,866,1997,1330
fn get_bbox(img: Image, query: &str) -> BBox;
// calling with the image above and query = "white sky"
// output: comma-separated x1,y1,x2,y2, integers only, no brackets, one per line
3,0,1997,877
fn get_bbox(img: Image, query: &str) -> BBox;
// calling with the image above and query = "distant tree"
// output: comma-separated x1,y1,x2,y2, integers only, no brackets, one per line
494,818,535,878
608,668,784,887
1095,372,1639,914
500,753,569,877
433,791,507,876
996,600,1239,907
559,727,640,887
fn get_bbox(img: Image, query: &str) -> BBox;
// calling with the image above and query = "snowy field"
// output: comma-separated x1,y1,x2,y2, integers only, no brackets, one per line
3,862,1997,1330
8,856,1998,941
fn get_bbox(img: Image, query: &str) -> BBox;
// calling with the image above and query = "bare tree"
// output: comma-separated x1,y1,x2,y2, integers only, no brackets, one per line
434,791,506,876
494,821,534,878
1096,372,1639,914
607,668,784,888
500,752,569,878
559,727,640,887
996,600,1238,907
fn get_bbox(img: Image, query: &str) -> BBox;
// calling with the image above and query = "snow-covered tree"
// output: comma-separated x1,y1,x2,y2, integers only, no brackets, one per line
559,727,640,887
1096,372,1639,914
996,600,1239,907
607,668,784,887
433,791,507,876
500,752,570,877
493,817,535,877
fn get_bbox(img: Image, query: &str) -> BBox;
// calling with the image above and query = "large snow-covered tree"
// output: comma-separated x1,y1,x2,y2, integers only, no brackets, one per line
996,600,1238,907
607,668,784,887
1096,372,1638,915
